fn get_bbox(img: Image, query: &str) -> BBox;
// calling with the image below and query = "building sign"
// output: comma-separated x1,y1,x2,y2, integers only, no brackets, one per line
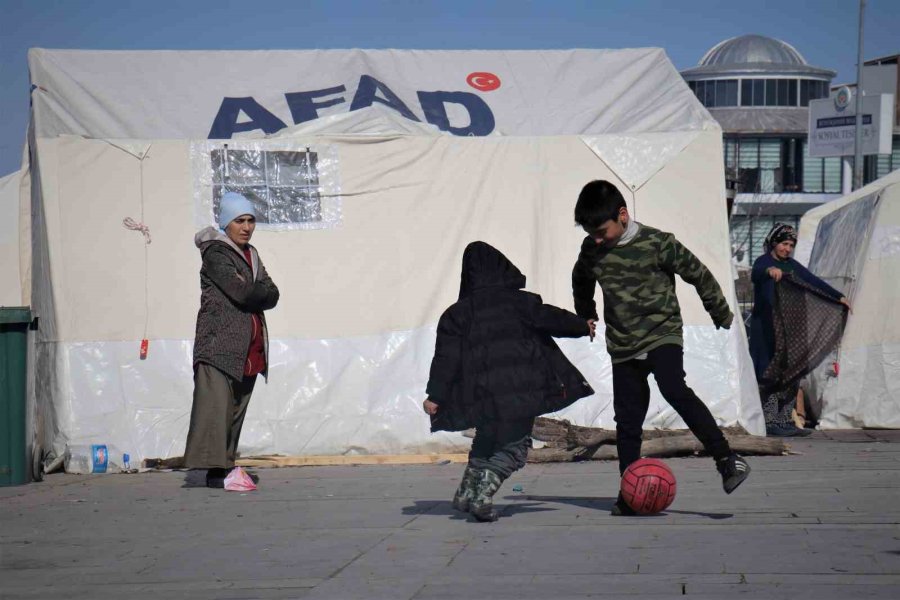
808,93,894,158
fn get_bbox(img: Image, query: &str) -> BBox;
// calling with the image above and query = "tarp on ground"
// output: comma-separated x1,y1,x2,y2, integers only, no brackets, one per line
20,48,762,469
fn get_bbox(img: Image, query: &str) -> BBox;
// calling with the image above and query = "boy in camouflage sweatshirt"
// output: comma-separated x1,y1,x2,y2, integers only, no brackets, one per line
571,180,750,515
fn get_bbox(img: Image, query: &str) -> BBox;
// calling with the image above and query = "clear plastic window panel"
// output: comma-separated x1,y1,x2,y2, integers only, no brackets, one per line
192,141,342,231
808,192,879,295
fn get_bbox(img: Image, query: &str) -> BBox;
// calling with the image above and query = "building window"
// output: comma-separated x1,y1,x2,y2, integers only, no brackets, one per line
730,214,801,268
716,80,738,106
740,80,752,107
726,77,828,107
753,79,765,106
864,135,900,184
705,80,716,106
800,79,810,106
758,139,781,192
765,79,777,105
737,138,761,192
776,79,789,105
823,157,842,192
733,138,781,193
690,79,739,107
815,80,829,101
801,79,829,106
801,140,843,193
726,136,809,194
724,138,738,171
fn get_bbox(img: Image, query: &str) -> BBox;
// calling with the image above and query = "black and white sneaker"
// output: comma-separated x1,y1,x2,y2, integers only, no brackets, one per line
717,453,750,494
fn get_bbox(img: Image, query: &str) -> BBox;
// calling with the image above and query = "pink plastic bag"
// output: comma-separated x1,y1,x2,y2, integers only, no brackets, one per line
224,466,257,492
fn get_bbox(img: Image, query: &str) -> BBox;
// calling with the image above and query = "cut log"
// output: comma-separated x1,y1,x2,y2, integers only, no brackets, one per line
528,432,786,463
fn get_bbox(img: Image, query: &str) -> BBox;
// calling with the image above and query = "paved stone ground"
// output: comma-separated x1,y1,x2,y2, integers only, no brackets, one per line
2,430,899,599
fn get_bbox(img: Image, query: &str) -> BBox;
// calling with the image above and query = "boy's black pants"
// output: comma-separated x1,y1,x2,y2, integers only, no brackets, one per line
612,344,731,475
468,417,534,479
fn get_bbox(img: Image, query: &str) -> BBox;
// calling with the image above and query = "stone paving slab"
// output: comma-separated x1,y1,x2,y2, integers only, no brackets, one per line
2,431,899,599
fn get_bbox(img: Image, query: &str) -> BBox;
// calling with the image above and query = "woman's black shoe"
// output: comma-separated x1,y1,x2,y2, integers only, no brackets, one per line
206,467,228,488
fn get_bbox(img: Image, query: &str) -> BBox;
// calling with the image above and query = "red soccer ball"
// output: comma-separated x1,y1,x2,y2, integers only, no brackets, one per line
620,458,677,514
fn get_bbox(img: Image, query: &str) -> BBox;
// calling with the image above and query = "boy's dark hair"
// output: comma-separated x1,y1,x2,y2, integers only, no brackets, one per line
574,180,626,228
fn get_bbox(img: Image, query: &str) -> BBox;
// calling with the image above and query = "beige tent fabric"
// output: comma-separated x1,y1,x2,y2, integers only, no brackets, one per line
0,168,27,307
30,130,765,461
37,131,733,344
798,171,900,428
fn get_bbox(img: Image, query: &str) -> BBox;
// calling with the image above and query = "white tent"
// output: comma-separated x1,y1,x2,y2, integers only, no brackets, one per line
0,168,27,308
796,169,900,428
15,48,763,470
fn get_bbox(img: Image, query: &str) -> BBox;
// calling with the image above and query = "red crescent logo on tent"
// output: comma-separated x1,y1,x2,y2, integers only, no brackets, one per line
467,72,501,92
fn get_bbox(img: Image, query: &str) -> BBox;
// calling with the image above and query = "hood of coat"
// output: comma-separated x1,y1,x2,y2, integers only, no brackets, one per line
194,226,259,279
194,225,253,253
458,241,526,300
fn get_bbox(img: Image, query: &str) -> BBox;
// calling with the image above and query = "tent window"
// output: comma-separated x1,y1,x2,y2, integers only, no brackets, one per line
192,141,342,231
211,149,322,224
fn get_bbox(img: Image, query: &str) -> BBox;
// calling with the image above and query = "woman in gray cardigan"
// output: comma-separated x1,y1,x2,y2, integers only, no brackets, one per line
183,192,280,488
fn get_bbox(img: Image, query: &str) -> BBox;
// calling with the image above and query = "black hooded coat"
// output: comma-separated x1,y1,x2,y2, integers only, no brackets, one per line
426,242,595,432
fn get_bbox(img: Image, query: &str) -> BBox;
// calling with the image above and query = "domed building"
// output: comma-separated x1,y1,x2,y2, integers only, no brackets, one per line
681,34,844,272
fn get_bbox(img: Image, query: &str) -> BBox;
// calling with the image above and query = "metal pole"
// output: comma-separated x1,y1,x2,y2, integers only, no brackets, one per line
853,0,866,190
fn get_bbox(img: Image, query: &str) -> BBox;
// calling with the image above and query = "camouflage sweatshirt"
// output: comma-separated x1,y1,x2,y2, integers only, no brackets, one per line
572,223,733,363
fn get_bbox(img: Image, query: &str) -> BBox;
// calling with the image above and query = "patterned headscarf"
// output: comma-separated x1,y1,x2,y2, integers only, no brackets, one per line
764,223,797,253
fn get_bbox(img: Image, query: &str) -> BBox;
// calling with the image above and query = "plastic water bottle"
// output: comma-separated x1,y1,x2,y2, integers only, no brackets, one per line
64,444,123,474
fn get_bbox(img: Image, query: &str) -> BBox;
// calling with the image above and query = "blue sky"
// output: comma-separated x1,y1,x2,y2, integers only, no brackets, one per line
1,0,897,176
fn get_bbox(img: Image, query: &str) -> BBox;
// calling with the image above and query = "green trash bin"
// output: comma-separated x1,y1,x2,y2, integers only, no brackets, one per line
1,307,31,486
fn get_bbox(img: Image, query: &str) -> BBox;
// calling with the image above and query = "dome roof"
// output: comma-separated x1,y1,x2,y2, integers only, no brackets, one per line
701,34,807,67
681,35,835,79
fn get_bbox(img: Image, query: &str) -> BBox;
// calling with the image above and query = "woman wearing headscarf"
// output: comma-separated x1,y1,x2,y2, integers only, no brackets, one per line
183,192,280,487
748,223,849,436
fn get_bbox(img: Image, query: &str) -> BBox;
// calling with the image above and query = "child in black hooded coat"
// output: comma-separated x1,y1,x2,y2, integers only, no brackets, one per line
424,241,596,521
